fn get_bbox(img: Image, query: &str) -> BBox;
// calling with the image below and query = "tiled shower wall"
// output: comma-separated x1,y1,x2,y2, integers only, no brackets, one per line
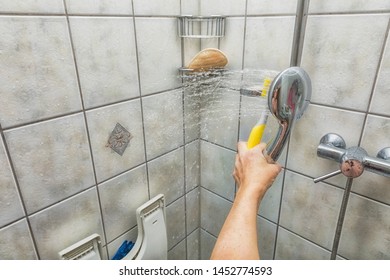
0,0,201,260
1,0,389,261
199,0,390,260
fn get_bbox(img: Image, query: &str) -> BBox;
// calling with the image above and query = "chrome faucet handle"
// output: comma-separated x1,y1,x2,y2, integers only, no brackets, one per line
314,133,390,183
313,170,342,183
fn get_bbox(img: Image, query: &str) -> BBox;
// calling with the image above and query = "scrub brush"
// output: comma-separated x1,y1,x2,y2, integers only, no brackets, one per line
247,77,272,149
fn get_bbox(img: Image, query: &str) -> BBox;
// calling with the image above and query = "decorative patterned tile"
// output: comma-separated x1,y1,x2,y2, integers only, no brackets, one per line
280,171,343,250
69,17,139,108
65,0,133,14
0,219,37,260
301,14,389,111
106,123,133,156
5,113,95,214
98,165,148,242
148,148,184,205
29,188,104,259
142,89,184,160
0,16,81,128
338,193,390,259
135,18,181,96
0,139,24,228
86,100,145,183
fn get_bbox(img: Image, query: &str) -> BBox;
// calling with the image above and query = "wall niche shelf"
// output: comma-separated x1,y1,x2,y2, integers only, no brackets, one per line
178,15,226,38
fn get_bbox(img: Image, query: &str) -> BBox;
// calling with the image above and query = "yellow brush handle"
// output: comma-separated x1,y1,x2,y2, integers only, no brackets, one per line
247,124,266,149
247,110,269,149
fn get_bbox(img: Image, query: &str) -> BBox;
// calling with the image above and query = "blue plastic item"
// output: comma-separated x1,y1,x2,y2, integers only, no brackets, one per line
112,240,135,260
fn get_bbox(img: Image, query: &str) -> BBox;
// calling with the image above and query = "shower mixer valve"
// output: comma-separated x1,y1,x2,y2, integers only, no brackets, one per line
314,133,390,183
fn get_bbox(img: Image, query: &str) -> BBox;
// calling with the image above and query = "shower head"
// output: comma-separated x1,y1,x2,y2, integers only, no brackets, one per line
266,67,311,161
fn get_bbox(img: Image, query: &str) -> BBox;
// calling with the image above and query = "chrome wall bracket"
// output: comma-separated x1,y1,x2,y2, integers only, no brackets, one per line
314,133,390,183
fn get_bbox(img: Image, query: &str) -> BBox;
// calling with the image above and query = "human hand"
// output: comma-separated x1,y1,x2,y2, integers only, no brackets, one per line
233,142,282,200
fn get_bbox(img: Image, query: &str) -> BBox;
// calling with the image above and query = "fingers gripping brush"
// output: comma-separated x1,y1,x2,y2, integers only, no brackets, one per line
247,77,272,149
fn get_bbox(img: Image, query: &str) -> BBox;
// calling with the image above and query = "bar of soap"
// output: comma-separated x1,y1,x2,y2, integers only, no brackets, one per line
187,48,228,71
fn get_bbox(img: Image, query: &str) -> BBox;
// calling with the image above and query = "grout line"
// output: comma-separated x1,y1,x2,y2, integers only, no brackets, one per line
358,16,390,146
0,124,41,259
62,0,111,258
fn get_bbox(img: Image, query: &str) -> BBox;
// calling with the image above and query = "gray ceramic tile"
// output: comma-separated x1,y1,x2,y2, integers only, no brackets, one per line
200,87,240,150
287,104,365,187
29,188,104,259
309,0,390,13
166,197,186,250
0,140,24,228
65,0,133,14
370,33,390,117
275,227,331,260
168,239,186,260
133,0,180,15
354,115,390,204
338,193,390,260
0,16,81,128
184,85,200,143
301,14,389,111
181,0,199,15
185,141,200,192
69,17,139,108
200,0,246,15
280,171,343,250
186,187,200,234
148,148,184,205
200,229,217,260
200,188,232,237
98,165,149,242
135,18,181,95
258,169,284,223
187,229,200,260
219,17,245,70
247,0,298,14
86,100,145,182
257,217,277,260
0,0,64,13
244,17,295,71
142,89,184,160
0,219,37,260
5,113,95,214
200,141,236,201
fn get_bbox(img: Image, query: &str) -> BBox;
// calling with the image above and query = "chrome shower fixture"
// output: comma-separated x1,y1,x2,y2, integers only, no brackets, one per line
314,133,390,182
266,67,312,161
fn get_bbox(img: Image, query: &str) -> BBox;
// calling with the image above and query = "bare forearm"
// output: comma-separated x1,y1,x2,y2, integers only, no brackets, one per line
210,188,264,260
